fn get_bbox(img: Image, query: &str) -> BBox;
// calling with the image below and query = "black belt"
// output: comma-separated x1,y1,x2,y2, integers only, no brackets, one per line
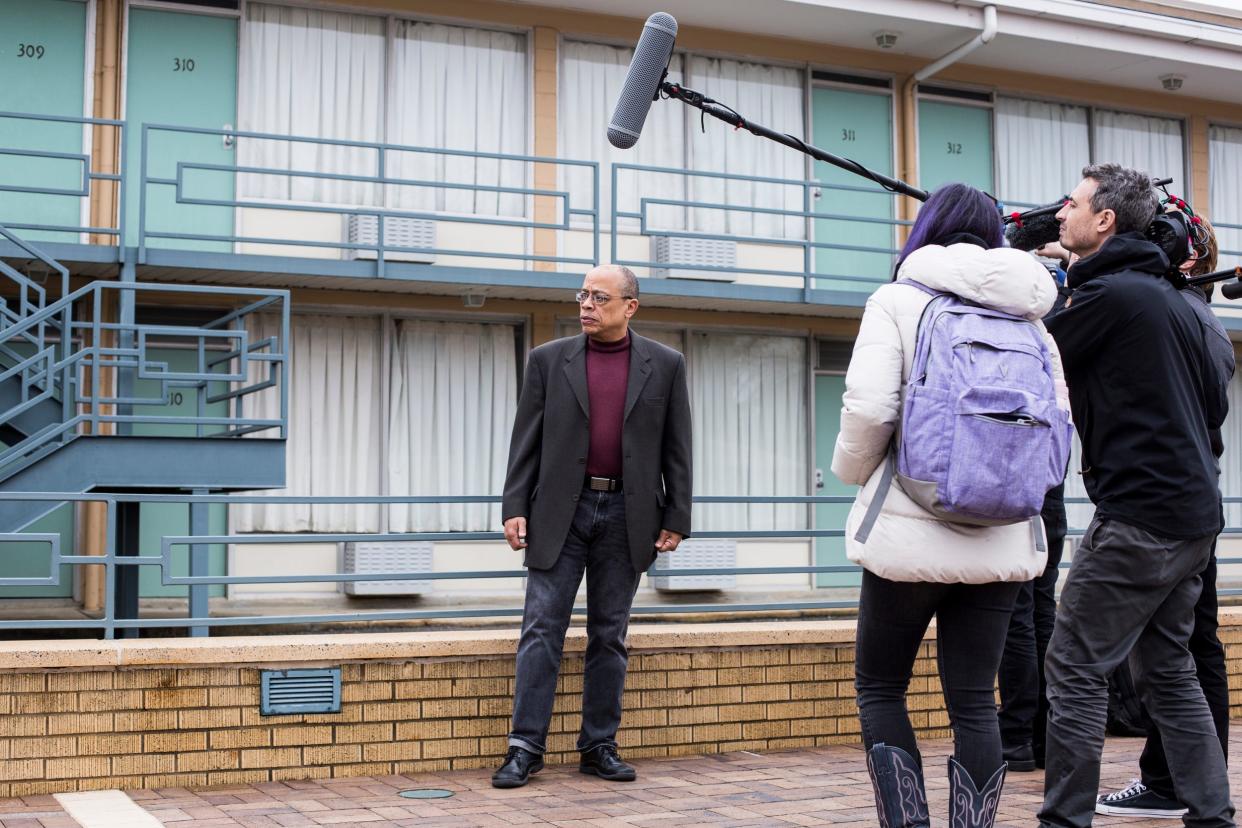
585,475,622,492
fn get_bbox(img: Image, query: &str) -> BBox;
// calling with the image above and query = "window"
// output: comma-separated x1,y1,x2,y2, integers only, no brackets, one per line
1209,124,1242,262
234,315,519,534
994,97,1186,207
995,97,1089,206
238,4,528,216
690,333,808,532
559,43,805,238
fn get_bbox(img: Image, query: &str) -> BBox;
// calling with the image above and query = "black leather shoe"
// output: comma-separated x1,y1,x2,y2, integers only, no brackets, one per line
491,746,544,788
579,745,636,781
1002,742,1036,772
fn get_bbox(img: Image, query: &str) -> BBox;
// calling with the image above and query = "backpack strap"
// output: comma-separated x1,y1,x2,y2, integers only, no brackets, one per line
853,450,896,544
895,277,941,297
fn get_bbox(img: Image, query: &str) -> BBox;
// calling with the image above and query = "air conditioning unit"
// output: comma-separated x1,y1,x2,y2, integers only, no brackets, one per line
343,215,437,263
650,236,737,282
341,541,434,596
649,538,737,592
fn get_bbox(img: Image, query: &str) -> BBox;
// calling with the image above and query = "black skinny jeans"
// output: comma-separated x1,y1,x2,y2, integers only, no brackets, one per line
856,569,1021,783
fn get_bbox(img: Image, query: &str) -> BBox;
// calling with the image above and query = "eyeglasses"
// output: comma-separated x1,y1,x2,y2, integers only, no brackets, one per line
575,290,633,306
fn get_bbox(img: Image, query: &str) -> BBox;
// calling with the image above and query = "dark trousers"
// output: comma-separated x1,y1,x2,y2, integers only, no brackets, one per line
998,486,1066,759
855,569,1021,784
508,488,641,755
1141,548,1231,800
1039,517,1234,828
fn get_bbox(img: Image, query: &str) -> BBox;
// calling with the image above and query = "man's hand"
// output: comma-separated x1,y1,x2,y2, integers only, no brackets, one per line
504,516,527,550
655,530,683,554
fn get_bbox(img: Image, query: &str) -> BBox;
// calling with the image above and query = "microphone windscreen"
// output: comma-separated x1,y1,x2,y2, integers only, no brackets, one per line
1221,279,1242,301
607,13,678,150
1005,211,1061,252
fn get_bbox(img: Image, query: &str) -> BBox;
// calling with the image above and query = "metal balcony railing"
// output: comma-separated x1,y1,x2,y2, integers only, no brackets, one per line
0,490,1238,638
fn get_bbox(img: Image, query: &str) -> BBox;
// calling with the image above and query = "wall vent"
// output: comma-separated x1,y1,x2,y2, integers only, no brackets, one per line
260,668,341,716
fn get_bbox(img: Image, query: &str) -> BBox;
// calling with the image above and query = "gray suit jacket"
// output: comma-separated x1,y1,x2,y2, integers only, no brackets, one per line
501,332,693,573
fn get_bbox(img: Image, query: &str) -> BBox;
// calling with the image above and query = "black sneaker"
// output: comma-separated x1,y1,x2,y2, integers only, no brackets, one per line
1002,742,1036,772
1095,779,1187,819
491,746,544,789
579,745,636,781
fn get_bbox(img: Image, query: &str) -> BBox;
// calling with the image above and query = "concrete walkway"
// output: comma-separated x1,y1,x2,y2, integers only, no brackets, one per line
1,735,1234,827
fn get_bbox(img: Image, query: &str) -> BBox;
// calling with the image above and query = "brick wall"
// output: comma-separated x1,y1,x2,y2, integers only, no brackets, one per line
7,607,1241,797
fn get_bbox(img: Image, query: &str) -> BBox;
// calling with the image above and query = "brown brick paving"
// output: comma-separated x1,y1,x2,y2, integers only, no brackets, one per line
2,735,1239,826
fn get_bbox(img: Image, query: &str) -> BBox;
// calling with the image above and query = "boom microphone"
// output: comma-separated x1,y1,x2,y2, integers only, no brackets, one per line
607,13,678,149
1005,211,1061,252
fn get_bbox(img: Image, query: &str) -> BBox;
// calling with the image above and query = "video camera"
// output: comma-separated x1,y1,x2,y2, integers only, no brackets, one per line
1002,178,1241,298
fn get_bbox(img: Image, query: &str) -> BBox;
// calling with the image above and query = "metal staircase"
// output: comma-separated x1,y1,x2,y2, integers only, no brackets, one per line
0,224,288,532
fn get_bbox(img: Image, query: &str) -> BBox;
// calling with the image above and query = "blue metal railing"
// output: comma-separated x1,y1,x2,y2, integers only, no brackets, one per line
137,124,600,277
611,162,911,294
0,111,125,251
0,489,1238,638
0,274,290,477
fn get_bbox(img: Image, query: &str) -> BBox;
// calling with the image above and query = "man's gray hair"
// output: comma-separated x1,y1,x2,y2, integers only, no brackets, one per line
1082,163,1160,235
613,265,640,299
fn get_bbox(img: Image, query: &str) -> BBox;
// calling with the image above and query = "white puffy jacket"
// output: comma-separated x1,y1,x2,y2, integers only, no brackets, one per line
831,243,1070,583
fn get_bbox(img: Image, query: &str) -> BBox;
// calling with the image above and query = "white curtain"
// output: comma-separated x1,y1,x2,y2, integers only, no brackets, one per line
558,40,686,230
387,21,528,217
234,315,384,533
238,4,385,205
686,56,805,239
995,97,1090,207
690,333,807,531
1209,125,1242,286
1093,110,1184,186
388,320,517,531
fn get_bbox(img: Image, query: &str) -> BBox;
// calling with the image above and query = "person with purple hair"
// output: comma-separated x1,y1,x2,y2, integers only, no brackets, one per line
833,183,1068,828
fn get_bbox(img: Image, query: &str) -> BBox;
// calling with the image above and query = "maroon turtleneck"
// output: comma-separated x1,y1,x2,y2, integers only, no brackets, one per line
585,332,630,478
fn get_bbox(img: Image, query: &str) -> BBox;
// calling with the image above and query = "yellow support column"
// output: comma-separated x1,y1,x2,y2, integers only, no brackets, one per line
1190,114,1211,216
532,27,560,272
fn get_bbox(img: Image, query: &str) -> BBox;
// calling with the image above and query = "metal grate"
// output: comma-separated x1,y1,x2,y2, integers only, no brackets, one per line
342,541,435,596
649,539,738,591
260,668,341,716
817,339,855,374
650,237,738,282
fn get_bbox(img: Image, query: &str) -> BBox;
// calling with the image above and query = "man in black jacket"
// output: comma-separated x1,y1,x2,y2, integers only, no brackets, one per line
492,264,693,789
1096,216,1234,819
1037,165,1235,828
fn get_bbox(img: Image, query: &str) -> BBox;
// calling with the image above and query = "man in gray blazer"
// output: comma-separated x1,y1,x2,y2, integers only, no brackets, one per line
492,264,693,788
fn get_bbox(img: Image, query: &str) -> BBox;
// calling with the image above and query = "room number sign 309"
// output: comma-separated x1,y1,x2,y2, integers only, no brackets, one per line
17,43,46,59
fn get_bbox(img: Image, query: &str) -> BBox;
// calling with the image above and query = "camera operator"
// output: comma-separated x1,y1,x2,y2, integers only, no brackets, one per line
1096,215,1234,820
1037,164,1234,828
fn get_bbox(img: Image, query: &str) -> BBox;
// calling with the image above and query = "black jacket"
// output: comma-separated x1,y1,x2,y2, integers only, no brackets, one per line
501,332,693,573
1046,233,1229,539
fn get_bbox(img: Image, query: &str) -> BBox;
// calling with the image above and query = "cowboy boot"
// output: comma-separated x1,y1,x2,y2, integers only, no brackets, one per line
948,755,1007,828
865,742,930,828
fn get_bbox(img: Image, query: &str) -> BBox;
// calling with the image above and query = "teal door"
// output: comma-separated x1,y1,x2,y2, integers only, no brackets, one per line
124,8,237,250
0,0,88,243
812,86,895,291
918,99,994,193
132,348,228,598
814,374,859,587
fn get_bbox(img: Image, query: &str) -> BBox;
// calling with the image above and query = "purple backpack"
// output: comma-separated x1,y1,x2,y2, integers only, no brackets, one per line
856,279,1072,540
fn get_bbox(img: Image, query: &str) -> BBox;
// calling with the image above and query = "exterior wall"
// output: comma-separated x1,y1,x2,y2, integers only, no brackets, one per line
4,609,1242,796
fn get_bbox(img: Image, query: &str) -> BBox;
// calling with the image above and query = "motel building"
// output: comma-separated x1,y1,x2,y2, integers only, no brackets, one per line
3,0,1242,794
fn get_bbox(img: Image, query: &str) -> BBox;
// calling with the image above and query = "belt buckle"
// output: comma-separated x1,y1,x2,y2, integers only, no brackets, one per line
588,476,611,492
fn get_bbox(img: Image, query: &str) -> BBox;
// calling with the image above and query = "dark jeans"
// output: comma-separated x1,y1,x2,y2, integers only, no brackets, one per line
855,569,1021,784
999,485,1067,758
1141,548,1230,800
1039,517,1234,828
508,488,641,755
